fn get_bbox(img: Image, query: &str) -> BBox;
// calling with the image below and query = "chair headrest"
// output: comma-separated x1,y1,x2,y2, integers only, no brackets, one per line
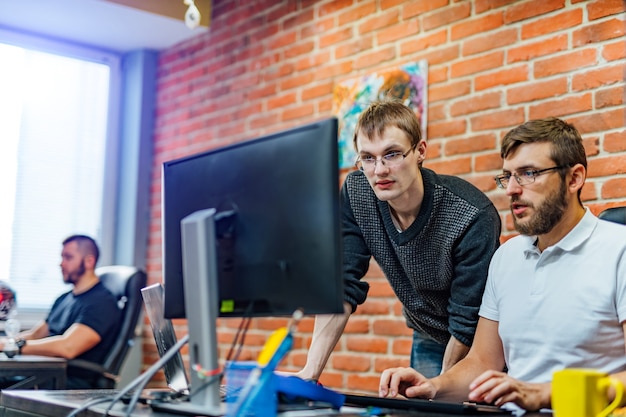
598,206,626,226
94,265,145,301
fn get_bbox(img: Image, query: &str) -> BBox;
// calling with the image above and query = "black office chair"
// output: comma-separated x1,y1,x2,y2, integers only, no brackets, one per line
598,206,626,225
67,265,147,389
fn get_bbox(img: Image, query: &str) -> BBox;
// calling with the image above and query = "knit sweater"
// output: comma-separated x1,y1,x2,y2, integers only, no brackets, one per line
341,168,501,346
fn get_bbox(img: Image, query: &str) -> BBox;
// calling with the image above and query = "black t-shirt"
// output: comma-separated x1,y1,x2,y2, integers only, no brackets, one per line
46,282,122,367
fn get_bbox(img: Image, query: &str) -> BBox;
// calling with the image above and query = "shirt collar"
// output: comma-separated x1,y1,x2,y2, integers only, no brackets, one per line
522,207,595,255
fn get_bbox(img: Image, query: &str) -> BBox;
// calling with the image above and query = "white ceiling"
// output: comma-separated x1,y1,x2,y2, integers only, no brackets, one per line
0,0,207,53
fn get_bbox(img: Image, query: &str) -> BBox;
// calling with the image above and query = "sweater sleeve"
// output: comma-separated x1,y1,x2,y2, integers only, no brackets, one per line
447,203,501,346
341,180,372,312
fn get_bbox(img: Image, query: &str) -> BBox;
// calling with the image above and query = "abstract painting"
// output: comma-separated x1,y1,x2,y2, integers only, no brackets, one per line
333,61,428,169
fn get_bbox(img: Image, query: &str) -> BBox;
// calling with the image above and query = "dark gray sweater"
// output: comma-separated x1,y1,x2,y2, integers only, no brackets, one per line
342,168,501,346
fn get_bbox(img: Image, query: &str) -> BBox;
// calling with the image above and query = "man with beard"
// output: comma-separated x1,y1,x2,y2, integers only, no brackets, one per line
0,235,122,388
379,117,626,412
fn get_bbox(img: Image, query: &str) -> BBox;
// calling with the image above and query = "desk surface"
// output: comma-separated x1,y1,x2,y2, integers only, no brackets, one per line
0,354,67,389
0,354,66,365
0,390,552,417
1,390,152,417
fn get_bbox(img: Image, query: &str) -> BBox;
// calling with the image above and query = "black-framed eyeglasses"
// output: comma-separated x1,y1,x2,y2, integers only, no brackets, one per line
494,166,566,189
355,147,415,172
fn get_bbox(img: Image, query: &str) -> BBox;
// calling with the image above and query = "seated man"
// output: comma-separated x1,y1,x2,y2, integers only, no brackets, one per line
1,235,122,389
379,117,626,411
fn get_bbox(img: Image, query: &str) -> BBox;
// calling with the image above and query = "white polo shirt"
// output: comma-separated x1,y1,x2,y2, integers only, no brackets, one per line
479,208,626,382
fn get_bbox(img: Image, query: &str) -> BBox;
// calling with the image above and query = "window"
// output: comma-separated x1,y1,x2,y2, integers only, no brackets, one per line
0,33,120,313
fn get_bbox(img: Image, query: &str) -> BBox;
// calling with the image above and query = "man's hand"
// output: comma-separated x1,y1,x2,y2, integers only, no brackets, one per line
379,367,437,399
468,370,550,411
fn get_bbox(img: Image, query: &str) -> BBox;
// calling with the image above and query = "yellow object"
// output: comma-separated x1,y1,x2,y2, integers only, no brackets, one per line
257,327,289,366
552,368,624,417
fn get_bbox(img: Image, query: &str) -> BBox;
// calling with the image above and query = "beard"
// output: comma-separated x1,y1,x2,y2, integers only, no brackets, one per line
512,180,568,236
64,260,86,284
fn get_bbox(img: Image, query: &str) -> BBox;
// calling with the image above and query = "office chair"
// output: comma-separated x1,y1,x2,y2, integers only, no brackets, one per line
598,206,626,225
67,265,147,389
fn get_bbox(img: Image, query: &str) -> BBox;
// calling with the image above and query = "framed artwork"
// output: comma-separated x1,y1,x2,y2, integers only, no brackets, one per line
332,61,428,169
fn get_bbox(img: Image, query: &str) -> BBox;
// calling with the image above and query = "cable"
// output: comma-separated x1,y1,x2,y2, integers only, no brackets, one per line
225,316,251,364
66,394,118,417
225,302,255,365
63,334,189,417
224,316,247,361
115,334,190,417
187,373,222,402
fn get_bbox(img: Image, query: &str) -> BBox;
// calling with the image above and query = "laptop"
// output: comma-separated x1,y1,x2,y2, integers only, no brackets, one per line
142,284,240,406
342,393,513,415
140,283,190,395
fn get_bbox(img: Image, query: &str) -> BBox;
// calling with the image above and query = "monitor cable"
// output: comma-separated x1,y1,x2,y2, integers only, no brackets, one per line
224,305,254,364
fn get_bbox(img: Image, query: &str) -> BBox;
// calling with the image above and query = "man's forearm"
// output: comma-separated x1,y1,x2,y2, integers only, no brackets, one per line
17,320,49,341
441,335,470,373
297,302,351,381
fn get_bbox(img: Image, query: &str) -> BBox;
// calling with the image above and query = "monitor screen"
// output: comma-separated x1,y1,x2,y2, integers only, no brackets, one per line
161,117,344,320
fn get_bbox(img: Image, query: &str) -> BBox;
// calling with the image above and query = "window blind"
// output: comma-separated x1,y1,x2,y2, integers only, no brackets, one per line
0,43,110,310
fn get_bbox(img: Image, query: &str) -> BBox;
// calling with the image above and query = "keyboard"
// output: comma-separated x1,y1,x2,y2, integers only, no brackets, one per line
343,393,513,415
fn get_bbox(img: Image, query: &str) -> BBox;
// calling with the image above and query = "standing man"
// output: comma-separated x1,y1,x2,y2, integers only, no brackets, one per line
0,235,122,389
379,117,626,411
299,100,501,380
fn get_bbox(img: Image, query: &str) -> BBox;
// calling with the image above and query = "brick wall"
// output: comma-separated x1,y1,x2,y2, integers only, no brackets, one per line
146,0,626,393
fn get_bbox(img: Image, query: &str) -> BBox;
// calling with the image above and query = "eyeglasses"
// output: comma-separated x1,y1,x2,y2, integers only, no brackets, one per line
355,147,415,172
494,166,565,189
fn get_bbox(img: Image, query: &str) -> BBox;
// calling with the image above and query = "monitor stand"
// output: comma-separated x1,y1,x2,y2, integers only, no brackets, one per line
154,208,224,416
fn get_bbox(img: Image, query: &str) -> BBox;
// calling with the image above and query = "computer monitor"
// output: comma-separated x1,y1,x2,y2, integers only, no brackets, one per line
160,117,344,415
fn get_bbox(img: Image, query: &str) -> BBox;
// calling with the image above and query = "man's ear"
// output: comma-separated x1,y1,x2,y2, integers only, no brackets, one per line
84,254,97,270
568,163,586,193
416,139,427,165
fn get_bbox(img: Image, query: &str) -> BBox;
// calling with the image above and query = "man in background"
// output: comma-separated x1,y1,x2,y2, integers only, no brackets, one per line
379,117,626,411
0,235,122,389
299,100,501,381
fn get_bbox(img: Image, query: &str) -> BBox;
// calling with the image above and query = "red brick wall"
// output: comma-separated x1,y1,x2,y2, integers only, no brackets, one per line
146,0,626,393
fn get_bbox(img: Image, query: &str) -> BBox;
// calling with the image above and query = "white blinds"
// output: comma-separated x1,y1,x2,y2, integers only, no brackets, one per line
0,43,109,310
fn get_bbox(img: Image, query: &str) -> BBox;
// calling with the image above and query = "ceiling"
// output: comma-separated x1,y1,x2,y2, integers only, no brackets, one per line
0,0,210,53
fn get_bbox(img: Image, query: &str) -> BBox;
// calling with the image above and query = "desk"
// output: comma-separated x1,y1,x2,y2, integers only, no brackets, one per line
0,390,149,417
0,354,66,389
0,390,552,417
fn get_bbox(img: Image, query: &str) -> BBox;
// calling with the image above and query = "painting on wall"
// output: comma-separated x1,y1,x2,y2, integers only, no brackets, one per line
332,60,428,169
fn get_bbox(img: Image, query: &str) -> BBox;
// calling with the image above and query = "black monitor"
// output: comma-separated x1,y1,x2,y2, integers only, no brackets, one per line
160,117,344,415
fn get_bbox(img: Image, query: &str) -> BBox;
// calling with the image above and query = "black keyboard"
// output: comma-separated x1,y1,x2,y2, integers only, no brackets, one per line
343,393,513,415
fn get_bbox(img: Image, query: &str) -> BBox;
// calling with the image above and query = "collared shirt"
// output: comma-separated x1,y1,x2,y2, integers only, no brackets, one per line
480,208,626,382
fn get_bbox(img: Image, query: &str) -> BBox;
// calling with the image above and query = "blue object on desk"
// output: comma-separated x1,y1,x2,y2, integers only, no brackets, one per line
227,328,293,417
275,375,345,409
224,361,276,417
229,319,345,417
